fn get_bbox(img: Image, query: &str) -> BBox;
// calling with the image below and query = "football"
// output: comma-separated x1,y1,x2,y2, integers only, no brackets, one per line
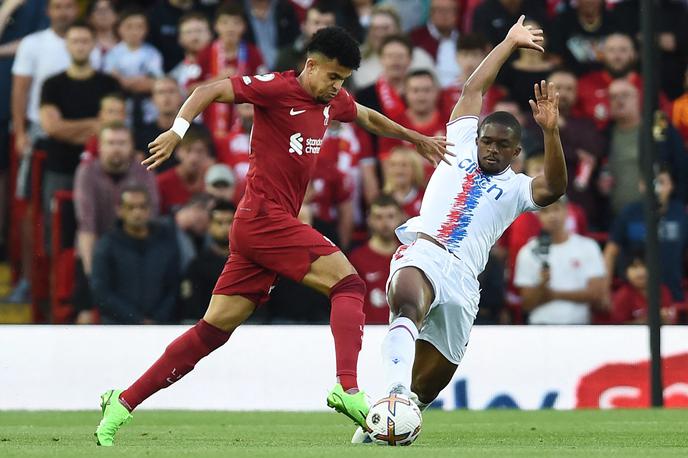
365,394,422,446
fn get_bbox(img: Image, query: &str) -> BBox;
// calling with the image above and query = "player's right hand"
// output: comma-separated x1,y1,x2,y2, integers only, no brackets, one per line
412,134,455,167
506,15,544,53
144,130,181,170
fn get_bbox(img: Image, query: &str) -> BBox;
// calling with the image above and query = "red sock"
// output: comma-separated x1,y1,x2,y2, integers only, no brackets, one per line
119,320,230,411
329,274,366,391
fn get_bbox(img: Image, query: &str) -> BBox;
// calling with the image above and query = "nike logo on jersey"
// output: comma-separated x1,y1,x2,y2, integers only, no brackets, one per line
290,108,306,116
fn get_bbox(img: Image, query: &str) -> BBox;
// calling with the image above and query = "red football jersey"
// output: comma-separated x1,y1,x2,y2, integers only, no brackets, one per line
348,243,394,324
229,71,357,218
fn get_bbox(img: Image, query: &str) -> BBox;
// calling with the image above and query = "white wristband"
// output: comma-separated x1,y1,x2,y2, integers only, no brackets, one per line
171,118,190,139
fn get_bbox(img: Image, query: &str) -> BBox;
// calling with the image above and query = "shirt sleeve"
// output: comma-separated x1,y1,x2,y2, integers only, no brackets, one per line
513,242,541,288
40,76,59,107
332,89,357,123
229,72,286,108
11,34,36,76
74,163,97,233
517,175,543,213
445,115,478,151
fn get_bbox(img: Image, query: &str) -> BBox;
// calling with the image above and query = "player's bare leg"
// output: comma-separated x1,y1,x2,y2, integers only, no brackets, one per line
302,251,369,427
95,295,255,446
411,340,458,410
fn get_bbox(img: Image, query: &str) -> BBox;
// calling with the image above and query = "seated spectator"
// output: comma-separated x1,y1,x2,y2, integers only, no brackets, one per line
191,3,266,140
383,147,424,218
40,20,120,246
352,4,434,90
471,0,546,47
135,77,183,170
611,251,675,325
440,34,504,120
91,185,180,324
604,166,688,302
178,200,235,322
550,0,614,75
379,69,445,180
87,0,118,72
215,103,253,202
168,193,213,272
349,194,404,324
242,0,300,70
409,0,459,87
104,8,164,127
73,121,159,323
83,93,126,159
515,196,607,325
169,12,212,92
672,66,688,147
274,2,336,73
157,126,212,214
204,163,236,204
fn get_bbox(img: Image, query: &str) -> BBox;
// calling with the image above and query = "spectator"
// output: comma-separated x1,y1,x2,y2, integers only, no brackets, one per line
215,102,253,203
168,193,213,274
409,0,459,88
83,92,127,159
273,2,336,73
476,249,508,324
491,98,539,156
386,0,429,32
91,185,180,324
169,12,212,92
611,251,675,325
147,0,197,73
348,194,404,324
471,0,546,47
179,199,235,322
39,21,119,245
550,0,614,75
515,196,607,325
603,79,687,215
242,0,300,70
337,0,372,42
157,125,212,214
382,147,424,218
440,33,504,119
604,166,688,302
191,3,266,140
204,163,236,205
671,66,688,146
352,4,434,90
379,69,445,181
135,77,183,169
87,0,117,71
73,121,159,323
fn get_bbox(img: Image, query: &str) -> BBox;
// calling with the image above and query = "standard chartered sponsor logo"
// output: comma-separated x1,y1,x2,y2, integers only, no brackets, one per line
288,133,322,155
289,133,303,155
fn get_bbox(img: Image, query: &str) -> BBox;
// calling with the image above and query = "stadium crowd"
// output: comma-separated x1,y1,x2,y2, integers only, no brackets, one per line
2,0,688,325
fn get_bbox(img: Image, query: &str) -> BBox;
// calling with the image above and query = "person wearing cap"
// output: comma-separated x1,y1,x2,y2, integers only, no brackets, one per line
204,163,236,204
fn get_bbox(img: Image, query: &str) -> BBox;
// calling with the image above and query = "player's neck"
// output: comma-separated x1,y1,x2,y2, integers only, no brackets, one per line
296,72,317,99
369,236,398,255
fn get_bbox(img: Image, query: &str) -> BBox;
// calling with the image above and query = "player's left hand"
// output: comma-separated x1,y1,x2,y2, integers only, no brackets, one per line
412,134,455,167
144,130,181,170
529,80,559,132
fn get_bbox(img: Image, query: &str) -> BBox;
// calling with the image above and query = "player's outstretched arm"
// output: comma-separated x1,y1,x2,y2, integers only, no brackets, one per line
355,103,454,167
451,15,543,121
143,79,236,170
530,80,567,206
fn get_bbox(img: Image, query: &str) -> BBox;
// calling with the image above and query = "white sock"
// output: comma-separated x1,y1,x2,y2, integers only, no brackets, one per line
382,317,418,392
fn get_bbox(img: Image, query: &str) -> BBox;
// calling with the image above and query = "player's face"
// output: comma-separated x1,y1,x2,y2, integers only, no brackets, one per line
66,28,95,66
537,201,567,234
209,210,235,244
49,0,78,33
368,205,403,241
152,80,182,115
179,19,212,53
99,128,133,172
99,98,126,123
119,15,148,47
306,56,352,103
119,192,151,229
405,75,438,115
476,123,521,174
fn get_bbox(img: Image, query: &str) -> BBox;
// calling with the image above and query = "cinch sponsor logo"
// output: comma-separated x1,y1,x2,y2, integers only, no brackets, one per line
457,158,504,200
288,133,322,155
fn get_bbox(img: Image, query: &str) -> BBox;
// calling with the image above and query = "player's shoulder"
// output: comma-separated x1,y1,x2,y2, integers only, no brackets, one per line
446,115,479,141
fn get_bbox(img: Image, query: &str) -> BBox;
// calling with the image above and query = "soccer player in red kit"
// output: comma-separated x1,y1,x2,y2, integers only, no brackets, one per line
95,26,452,446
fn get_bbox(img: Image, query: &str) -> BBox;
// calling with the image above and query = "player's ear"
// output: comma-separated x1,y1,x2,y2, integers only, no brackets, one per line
513,145,522,158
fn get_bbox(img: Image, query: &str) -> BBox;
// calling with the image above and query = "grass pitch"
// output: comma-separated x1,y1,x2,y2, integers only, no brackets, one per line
0,409,686,457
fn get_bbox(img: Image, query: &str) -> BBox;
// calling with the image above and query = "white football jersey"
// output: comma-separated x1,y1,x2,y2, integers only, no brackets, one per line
396,116,541,278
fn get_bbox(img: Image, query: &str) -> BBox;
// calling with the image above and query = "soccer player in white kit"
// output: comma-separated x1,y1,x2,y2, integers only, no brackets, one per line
354,16,568,442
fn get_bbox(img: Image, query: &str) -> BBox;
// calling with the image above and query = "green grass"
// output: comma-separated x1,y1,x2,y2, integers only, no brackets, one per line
0,410,686,457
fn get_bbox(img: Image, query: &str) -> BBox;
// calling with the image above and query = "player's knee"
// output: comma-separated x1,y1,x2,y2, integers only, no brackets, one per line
388,290,423,328
329,273,366,300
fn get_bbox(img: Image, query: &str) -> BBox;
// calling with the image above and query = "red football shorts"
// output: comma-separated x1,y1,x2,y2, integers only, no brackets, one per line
212,211,340,304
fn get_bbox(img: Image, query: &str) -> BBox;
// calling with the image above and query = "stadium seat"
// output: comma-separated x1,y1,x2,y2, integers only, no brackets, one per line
29,151,49,322
50,191,76,324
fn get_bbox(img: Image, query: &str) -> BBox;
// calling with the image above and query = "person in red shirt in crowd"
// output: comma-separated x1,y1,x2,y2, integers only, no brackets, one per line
215,103,253,204
409,0,460,87
349,194,405,324
383,147,425,218
83,93,126,160
156,126,212,214
379,69,445,181
440,34,504,120
189,3,266,140
576,33,671,130
612,252,675,325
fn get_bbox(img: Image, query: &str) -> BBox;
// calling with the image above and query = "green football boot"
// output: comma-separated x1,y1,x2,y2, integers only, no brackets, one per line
94,389,132,446
326,383,370,429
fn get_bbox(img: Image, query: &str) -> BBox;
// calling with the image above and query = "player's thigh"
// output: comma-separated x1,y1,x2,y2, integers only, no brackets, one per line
203,295,256,333
301,250,357,295
387,266,435,323
411,339,458,404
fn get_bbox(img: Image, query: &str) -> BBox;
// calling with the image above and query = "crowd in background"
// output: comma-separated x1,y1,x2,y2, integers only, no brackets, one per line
1,0,688,326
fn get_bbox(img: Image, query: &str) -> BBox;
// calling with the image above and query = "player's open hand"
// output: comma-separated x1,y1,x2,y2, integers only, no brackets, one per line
144,130,181,170
412,134,455,167
529,80,559,132
506,15,544,53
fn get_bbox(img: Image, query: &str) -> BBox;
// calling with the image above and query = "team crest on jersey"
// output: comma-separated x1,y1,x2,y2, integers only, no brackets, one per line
323,105,331,126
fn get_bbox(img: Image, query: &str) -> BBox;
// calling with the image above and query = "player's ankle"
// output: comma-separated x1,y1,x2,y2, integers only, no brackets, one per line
338,375,358,392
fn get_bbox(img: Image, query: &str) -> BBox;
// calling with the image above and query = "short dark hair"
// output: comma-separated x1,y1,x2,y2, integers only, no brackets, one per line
66,19,95,36
549,67,577,80
118,7,147,25
306,26,361,70
380,33,413,57
370,194,402,212
309,1,337,16
119,184,150,205
215,3,245,23
211,199,237,216
179,11,210,28
480,111,522,143
404,69,437,86
179,125,213,151
457,34,487,52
